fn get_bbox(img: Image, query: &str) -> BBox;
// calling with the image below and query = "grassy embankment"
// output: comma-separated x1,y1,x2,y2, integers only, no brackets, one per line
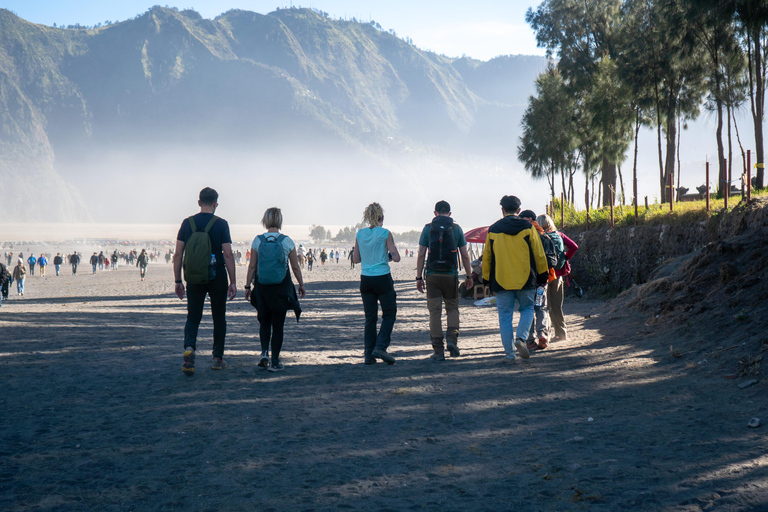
556,189,768,232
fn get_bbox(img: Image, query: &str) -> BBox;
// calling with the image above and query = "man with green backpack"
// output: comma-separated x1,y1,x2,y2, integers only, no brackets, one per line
173,187,237,376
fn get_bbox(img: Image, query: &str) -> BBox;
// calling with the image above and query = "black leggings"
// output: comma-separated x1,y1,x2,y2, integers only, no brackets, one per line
259,310,287,364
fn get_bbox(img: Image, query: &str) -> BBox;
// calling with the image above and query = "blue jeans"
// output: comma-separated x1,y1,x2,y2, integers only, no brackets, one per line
495,289,535,359
17,278,25,295
55,264,61,275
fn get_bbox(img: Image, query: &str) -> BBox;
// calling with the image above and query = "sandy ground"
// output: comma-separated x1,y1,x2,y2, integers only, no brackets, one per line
3,257,768,511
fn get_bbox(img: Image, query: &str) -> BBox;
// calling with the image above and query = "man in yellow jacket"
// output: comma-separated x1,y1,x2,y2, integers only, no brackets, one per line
483,195,549,363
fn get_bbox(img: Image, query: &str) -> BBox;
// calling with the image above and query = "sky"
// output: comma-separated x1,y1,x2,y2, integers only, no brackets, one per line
1,0,546,61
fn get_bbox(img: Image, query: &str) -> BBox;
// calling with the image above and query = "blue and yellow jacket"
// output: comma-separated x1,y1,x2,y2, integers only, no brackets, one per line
482,214,549,291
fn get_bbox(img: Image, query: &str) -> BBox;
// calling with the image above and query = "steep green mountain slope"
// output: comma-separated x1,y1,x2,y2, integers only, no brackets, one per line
0,6,546,223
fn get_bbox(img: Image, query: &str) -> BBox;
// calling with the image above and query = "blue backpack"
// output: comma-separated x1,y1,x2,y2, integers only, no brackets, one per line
257,234,288,285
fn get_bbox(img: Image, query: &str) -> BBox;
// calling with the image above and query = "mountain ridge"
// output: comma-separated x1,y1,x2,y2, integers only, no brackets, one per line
0,6,547,223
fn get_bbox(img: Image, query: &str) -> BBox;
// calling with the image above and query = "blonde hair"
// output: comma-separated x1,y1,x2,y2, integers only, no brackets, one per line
363,202,384,227
536,214,557,232
262,207,283,229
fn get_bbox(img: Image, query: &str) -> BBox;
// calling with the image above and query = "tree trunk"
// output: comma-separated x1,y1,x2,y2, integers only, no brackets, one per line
633,107,640,211
727,102,733,189
755,28,765,188
618,164,626,205
732,106,747,176
664,100,677,203
715,88,725,196
655,85,665,201
601,155,616,207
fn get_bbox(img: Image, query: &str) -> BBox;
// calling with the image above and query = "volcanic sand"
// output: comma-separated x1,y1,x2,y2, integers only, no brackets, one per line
3,258,768,511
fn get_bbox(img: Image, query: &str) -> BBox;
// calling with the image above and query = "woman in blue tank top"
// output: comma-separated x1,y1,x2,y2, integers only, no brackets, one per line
353,202,401,365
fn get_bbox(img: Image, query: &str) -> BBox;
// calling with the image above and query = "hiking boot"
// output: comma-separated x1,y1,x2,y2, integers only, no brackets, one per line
526,341,539,351
268,360,285,372
364,357,378,365
537,335,549,349
514,338,530,359
371,349,396,365
430,351,446,361
211,356,227,370
258,351,270,368
182,347,195,376
446,340,461,358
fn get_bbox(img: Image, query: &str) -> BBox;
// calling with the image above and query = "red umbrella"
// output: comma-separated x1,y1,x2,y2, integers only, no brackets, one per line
464,226,489,244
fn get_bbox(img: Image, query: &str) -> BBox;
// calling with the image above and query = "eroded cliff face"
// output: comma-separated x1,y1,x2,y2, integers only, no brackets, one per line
565,198,768,296
565,220,712,295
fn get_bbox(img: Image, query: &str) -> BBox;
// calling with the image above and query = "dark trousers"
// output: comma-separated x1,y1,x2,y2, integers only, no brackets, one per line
259,310,288,364
360,274,397,357
184,274,228,357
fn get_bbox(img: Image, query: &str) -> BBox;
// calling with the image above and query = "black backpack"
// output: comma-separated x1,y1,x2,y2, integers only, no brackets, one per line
427,216,458,272
539,233,559,270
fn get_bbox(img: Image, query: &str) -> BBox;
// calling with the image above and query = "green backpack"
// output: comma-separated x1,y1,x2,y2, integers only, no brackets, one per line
183,215,219,284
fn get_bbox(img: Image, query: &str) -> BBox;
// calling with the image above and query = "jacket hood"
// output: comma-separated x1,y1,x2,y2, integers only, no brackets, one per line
489,215,532,237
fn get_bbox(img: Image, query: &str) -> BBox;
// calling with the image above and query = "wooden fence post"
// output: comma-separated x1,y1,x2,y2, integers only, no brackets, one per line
669,171,674,212
724,158,728,210
585,185,590,231
560,192,564,228
748,149,752,204
610,187,614,228
706,161,710,212
645,196,649,210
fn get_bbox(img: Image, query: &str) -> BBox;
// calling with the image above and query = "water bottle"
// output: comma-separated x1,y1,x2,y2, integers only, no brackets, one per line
209,254,216,280
535,285,546,308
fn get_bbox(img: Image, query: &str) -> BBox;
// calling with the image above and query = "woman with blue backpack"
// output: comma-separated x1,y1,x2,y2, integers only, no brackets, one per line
536,214,579,343
352,202,401,365
245,207,305,372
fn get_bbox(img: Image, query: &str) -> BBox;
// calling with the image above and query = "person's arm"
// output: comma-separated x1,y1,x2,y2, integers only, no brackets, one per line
244,250,257,302
458,245,473,290
173,240,185,300
288,249,306,298
482,233,491,284
416,245,427,293
222,242,237,300
561,232,579,260
530,228,550,285
352,240,361,264
386,233,401,262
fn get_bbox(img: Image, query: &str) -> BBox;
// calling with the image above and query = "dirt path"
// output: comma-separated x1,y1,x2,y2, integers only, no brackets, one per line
3,261,768,511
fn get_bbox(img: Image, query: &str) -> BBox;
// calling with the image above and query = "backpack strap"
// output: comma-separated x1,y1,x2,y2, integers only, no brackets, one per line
202,216,219,233
257,234,267,244
188,216,198,233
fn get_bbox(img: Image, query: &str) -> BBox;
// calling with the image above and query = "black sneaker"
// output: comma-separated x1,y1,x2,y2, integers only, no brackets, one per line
182,347,195,376
268,360,285,372
446,341,461,357
371,349,396,365
258,351,270,368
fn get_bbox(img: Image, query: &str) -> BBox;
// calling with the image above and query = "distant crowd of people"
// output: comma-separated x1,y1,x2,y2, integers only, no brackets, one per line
172,187,578,375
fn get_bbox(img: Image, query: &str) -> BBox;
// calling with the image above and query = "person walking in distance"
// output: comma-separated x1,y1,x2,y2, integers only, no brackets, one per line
38,254,47,276
90,252,98,273
70,251,80,275
483,196,549,363
27,254,36,276
415,200,474,361
352,203,401,365
173,187,237,376
137,249,149,281
13,259,26,296
245,207,306,372
53,253,63,276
